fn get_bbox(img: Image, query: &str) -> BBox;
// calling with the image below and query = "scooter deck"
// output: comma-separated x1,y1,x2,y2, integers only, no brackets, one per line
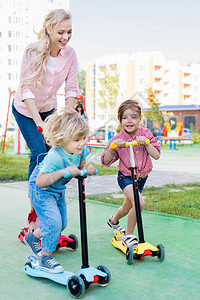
112,237,129,254
24,264,74,285
112,231,159,257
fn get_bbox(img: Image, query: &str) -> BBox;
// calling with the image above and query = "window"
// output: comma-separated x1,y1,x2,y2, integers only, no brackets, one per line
8,45,11,52
8,16,11,23
90,80,95,88
139,78,145,84
8,31,11,37
98,115,106,120
184,116,195,128
140,65,145,71
8,73,11,80
8,59,11,65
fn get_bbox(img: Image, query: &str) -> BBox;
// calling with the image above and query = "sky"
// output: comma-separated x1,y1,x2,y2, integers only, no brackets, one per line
69,0,200,69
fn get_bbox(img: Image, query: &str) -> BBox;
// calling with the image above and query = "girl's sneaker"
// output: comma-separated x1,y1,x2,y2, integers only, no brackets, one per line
40,255,64,273
122,234,138,249
107,216,126,234
23,233,42,258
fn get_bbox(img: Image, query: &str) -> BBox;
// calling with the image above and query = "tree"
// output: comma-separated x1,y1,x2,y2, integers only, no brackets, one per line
98,65,121,140
78,70,85,96
98,65,120,111
144,87,163,125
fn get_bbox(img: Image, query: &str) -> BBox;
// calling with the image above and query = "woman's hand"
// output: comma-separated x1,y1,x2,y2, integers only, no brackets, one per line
86,164,96,175
65,166,79,177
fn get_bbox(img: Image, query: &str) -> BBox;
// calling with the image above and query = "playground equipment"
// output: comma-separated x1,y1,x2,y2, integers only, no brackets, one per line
110,139,165,264
24,168,111,298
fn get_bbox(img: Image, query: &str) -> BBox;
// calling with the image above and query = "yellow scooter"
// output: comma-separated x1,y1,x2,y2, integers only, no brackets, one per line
110,139,165,265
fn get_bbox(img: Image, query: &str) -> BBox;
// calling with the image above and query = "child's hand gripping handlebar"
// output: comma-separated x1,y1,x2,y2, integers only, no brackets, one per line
110,139,150,150
110,139,150,168
62,168,98,179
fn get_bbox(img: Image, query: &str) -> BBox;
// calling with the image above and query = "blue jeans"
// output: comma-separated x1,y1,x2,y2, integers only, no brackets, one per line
29,178,67,253
117,170,148,193
12,101,55,179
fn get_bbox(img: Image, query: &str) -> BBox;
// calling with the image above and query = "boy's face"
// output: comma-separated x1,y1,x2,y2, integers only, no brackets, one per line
63,137,87,155
121,108,141,135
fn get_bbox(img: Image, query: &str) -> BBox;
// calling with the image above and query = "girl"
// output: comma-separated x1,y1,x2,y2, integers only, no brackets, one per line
101,100,161,249
75,103,89,120
12,9,79,232
24,107,95,273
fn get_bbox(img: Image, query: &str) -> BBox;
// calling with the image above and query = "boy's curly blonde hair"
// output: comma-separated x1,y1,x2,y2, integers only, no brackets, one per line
43,107,89,147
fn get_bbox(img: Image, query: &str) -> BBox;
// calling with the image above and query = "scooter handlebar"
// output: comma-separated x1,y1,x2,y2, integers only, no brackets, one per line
110,138,150,149
62,168,98,179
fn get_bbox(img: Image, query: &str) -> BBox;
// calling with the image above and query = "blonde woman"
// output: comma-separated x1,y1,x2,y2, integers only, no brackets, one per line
24,107,95,273
12,9,79,230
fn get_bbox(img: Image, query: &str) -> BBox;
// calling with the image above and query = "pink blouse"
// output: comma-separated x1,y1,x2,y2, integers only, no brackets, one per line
101,128,161,178
14,43,79,117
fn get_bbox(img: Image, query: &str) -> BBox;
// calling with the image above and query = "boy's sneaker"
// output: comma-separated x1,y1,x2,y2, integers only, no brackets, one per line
122,234,138,249
107,216,126,234
23,233,42,258
40,255,64,273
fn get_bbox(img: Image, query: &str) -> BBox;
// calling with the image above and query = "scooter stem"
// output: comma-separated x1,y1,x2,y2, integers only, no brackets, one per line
128,144,145,243
78,176,90,268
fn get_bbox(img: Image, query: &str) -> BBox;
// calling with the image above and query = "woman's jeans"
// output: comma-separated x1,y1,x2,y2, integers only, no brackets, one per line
29,181,67,253
12,102,55,179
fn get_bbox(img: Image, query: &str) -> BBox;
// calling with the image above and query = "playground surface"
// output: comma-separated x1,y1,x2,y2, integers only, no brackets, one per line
0,183,200,300
0,145,200,299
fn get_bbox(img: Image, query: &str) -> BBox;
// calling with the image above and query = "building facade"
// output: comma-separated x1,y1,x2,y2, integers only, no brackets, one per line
85,51,200,134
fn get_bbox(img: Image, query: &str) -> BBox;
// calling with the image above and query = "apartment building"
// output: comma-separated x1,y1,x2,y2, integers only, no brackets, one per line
85,51,200,132
0,0,69,128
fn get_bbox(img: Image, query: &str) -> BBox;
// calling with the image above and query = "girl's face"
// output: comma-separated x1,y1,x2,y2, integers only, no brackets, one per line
49,18,72,56
63,137,87,155
121,108,141,135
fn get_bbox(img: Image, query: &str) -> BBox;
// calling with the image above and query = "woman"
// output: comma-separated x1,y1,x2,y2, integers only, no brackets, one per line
75,103,89,120
12,8,79,232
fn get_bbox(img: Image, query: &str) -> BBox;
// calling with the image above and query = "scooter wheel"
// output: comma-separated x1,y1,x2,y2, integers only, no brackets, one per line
157,243,165,262
67,275,85,298
97,265,111,286
24,261,32,268
126,246,133,265
68,234,78,250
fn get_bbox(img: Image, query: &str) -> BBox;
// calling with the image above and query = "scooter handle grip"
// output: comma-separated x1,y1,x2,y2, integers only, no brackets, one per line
110,139,150,149
37,126,43,133
63,168,98,178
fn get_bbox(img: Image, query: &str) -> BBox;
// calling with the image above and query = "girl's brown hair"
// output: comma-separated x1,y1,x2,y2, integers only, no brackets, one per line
118,99,141,123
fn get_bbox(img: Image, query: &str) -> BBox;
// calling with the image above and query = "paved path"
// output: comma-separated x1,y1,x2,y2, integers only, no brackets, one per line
2,144,200,195
4,170,200,196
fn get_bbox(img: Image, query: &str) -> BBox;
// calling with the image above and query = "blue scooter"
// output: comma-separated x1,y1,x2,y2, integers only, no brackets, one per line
24,169,111,298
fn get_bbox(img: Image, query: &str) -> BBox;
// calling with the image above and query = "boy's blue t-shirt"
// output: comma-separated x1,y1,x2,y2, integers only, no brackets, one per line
30,146,89,189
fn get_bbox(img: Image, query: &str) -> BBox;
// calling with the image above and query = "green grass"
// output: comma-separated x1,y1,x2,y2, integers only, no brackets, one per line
0,154,29,181
0,154,118,182
87,182,200,219
1,152,200,219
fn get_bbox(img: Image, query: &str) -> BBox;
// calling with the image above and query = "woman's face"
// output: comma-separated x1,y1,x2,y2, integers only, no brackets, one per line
49,18,72,56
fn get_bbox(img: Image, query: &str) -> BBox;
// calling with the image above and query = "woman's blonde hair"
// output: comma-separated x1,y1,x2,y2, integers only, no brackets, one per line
43,107,89,147
20,9,71,91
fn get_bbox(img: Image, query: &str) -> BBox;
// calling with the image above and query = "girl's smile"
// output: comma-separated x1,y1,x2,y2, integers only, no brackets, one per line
121,108,141,135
